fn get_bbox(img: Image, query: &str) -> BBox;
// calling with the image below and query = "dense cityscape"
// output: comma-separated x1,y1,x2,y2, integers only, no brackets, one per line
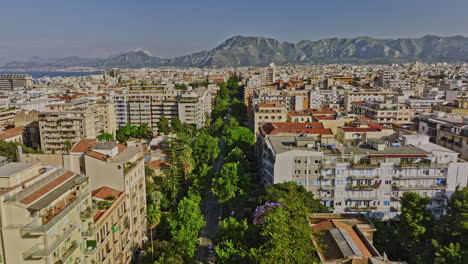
0,61,466,264
1,1,468,263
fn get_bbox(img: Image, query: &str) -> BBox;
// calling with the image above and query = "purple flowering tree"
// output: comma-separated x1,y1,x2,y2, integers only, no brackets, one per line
253,202,282,225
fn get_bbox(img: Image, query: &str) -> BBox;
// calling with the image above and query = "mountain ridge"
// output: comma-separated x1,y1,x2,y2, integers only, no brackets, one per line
3,35,468,69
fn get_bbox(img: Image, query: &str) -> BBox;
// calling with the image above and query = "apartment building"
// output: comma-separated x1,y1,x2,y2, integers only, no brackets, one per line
336,123,395,146
0,74,33,92
344,90,398,111
309,88,342,109
39,100,116,153
113,86,212,131
0,106,19,130
436,124,468,160
261,64,276,85
351,100,415,127
257,133,468,219
252,89,310,111
64,139,147,249
251,103,287,134
405,98,444,113
81,186,133,264
0,161,90,264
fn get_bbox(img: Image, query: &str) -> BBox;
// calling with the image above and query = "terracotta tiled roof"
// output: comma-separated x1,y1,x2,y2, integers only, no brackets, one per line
86,151,108,161
92,186,122,200
261,122,331,135
311,218,374,262
367,123,387,130
332,220,373,257
70,139,97,153
309,108,337,115
258,102,284,108
352,101,366,105
19,171,75,205
93,210,104,222
0,126,25,140
341,127,381,132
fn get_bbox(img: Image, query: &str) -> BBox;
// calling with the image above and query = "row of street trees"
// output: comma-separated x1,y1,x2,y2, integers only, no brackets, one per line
210,76,331,263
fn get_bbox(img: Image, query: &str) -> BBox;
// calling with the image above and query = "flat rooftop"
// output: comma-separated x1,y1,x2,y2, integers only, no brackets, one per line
267,136,337,155
344,144,429,156
108,147,141,163
0,162,39,178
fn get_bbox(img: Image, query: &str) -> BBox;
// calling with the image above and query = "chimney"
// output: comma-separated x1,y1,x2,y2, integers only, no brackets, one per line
16,146,23,162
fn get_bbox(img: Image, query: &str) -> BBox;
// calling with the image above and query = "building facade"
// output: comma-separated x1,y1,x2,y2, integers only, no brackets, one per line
113,86,212,131
257,133,467,219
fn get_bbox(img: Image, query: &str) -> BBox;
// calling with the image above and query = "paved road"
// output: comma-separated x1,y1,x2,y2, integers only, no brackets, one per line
195,138,225,263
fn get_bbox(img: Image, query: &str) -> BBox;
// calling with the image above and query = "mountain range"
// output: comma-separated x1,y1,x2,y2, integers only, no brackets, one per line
2,35,468,69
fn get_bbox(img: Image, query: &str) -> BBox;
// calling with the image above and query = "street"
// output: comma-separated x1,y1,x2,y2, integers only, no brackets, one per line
195,137,225,263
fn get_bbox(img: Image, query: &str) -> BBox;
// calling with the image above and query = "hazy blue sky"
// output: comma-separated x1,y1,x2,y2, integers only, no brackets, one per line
1,0,467,60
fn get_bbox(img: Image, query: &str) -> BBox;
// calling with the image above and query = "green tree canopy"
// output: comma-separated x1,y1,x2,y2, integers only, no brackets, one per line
168,194,205,261
252,206,320,264
215,217,257,264
223,126,255,153
157,116,171,135
116,123,152,142
171,117,184,134
136,122,153,140
0,140,41,161
97,132,114,141
212,162,244,204
398,192,434,263
192,131,220,166
258,182,329,215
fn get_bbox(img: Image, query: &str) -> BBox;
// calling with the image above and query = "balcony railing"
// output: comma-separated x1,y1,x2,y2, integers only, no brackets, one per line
80,205,98,220
392,184,447,190
23,223,77,260
350,163,380,169
397,162,448,168
348,206,378,211
22,188,90,236
56,240,78,263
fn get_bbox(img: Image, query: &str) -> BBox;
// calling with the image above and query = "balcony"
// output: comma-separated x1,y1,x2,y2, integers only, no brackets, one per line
55,240,78,264
123,157,143,175
27,188,90,234
348,206,378,211
82,222,97,237
350,163,380,169
347,182,381,191
392,183,447,190
84,240,98,255
397,161,448,168
80,205,98,220
23,223,77,260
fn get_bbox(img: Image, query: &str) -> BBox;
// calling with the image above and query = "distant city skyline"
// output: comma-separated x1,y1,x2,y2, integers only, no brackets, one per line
1,0,468,60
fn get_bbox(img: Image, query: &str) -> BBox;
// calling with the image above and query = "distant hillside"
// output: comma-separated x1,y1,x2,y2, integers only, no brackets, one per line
3,35,468,69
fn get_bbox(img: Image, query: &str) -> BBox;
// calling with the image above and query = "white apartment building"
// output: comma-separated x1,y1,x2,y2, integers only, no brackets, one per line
344,90,398,111
351,100,415,127
39,100,116,153
257,134,468,220
309,88,342,109
113,86,212,131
